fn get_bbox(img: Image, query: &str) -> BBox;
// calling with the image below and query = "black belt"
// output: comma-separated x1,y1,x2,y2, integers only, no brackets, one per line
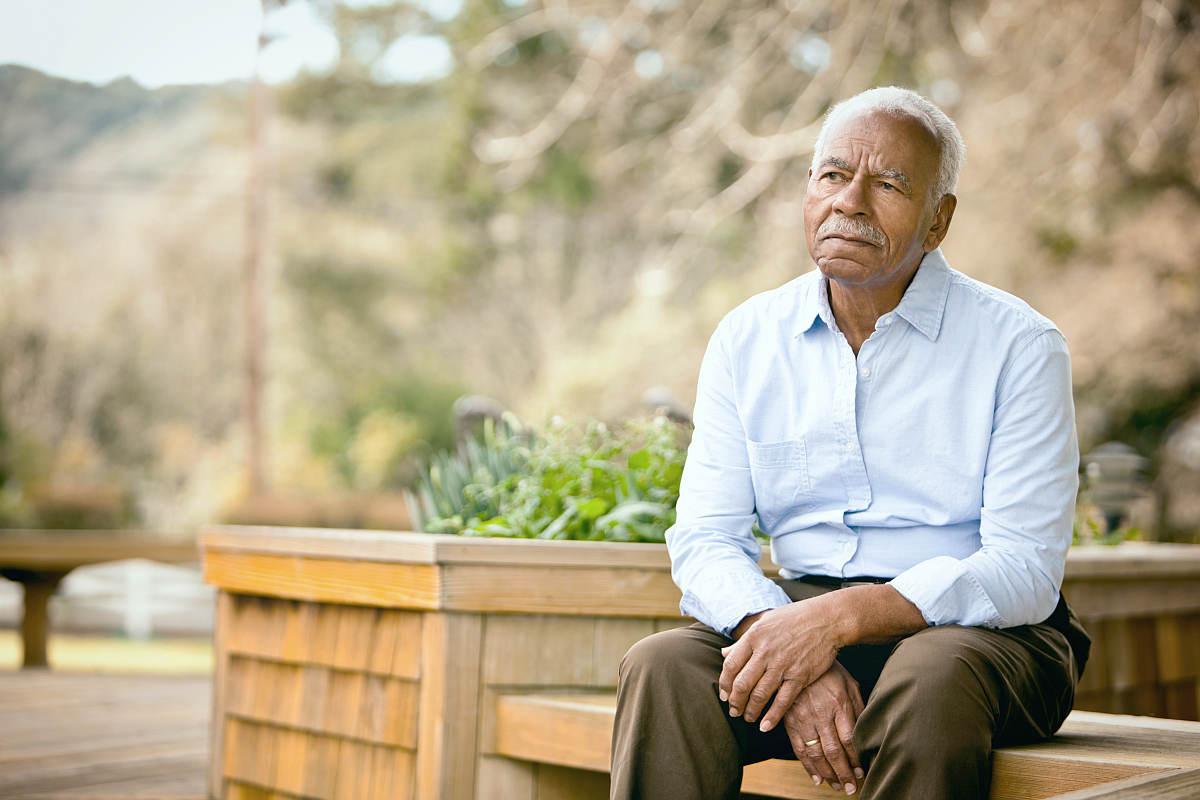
795,574,892,590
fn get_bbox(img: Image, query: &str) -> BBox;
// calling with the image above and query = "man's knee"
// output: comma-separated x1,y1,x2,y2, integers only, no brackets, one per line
618,624,724,686
878,626,998,697
619,628,684,678
872,627,1002,715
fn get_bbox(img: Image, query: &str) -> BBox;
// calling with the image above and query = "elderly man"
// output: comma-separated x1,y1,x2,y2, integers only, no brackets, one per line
610,87,1090,800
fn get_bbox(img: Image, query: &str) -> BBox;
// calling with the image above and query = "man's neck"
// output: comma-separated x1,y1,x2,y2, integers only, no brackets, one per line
826,272,917,356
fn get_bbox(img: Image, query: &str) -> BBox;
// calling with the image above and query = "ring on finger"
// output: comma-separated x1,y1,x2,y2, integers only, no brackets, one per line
804,737,820,747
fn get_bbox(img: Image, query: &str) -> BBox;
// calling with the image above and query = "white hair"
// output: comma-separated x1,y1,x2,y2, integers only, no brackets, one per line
810,86,965,206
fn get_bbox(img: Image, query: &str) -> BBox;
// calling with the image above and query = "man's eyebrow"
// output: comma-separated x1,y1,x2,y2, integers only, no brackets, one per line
816,156,854,173
876,168,911,190
816,159,911,190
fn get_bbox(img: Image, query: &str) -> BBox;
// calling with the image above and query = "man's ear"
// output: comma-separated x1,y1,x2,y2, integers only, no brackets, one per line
923,193,957,252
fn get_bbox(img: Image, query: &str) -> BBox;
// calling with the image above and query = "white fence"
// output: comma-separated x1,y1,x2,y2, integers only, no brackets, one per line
0,560,215,637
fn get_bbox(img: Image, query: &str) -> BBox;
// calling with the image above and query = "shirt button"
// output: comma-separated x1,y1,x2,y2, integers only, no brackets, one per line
860,367,871,377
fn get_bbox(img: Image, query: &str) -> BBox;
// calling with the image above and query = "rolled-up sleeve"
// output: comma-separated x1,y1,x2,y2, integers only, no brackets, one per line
666,319,793,636
890,328,1078,628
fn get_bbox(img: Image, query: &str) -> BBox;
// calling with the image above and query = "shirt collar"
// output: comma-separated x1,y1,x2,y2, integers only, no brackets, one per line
893,248,952,341
797,273,829,335
797,248,952,341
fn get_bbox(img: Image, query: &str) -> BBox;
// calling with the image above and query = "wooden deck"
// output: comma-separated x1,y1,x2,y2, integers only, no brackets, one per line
0,670,209,799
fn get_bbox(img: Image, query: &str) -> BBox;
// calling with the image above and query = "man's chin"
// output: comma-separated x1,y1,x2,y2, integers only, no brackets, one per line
813,255,877,281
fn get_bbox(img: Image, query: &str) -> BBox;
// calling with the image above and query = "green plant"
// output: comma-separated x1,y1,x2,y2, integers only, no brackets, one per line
1072,513,1142,546
404,415,528,531
1072,490,1144,546
406,415,689,543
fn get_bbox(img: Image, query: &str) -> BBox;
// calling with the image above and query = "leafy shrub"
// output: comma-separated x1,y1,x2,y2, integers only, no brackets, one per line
1072,510,1142,546
406,415,688,542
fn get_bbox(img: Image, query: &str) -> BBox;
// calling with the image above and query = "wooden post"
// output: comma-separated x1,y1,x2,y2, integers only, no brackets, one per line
16,570,67,669
208,591,233,800
416,612,483,799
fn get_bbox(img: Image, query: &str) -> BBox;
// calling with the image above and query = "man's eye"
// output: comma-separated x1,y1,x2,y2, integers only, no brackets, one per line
823,172,843,181
880,182,896,191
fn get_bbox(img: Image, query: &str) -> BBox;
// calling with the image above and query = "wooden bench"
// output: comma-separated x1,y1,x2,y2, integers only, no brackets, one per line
491,692,1200,799
0,530,198,668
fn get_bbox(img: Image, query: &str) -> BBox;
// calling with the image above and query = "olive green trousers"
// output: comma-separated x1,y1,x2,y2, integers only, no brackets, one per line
610,580,1084,800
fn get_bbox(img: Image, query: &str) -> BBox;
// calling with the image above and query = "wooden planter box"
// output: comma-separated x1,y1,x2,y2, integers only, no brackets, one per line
1064,542,1200,719
201,528,1200,800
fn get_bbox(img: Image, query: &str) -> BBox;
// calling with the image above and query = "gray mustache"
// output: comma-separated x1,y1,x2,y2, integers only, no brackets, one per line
818,217,885,246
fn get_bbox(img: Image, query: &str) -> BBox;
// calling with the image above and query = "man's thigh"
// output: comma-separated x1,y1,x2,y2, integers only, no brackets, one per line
859,621,1076,751
618,623,796,764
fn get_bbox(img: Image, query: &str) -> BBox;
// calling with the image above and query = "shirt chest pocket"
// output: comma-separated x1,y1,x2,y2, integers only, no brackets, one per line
747,439,812,531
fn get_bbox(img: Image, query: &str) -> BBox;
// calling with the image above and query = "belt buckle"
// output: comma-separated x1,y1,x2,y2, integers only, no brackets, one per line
841,578,885,589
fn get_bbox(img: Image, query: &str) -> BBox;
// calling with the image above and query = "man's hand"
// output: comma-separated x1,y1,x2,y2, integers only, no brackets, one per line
718,599,842,732
783,661,865,795
720,584,925,734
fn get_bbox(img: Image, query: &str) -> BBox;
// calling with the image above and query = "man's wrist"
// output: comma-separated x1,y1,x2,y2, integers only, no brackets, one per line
825,584,928,647
813,590,861,649
732,610,766,640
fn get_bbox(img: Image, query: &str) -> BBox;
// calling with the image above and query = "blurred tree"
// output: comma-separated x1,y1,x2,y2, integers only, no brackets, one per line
2,0,1198,535
273,0,1200,534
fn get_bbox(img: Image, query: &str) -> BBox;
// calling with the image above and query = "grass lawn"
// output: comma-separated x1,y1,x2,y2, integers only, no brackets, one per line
0,627,213,673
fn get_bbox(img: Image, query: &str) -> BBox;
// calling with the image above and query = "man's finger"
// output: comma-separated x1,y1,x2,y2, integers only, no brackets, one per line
717,639,750,702
818,716,859,794
783,710,825,787
804,746,833,787
851,685,865,717
835,708,862,777
758,679,802,732
723,654,766,717
806,735,837,785
793,748,819,787
742,668,783,723
791,699,838,786
846,673,865,717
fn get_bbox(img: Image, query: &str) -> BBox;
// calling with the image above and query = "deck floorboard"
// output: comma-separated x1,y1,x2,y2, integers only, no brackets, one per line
0,670,209,800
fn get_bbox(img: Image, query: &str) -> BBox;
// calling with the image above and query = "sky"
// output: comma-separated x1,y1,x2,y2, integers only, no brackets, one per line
0,0,459,88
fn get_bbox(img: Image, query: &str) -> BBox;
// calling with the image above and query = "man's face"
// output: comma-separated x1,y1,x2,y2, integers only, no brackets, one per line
803,110,953,292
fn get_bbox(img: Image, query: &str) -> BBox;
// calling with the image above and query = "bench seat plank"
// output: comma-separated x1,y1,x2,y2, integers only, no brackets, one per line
1048,768,1200,800
491,693,1200,800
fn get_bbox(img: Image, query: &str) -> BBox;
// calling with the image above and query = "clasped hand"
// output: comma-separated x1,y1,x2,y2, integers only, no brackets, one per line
782,662,865,792
718,600,840,731
718,601,865,791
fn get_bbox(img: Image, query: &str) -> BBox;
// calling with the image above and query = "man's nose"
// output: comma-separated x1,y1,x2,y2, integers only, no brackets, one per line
831,175,868,215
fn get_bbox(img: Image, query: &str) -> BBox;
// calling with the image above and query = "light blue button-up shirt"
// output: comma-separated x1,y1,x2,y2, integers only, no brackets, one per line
667,249,1079,637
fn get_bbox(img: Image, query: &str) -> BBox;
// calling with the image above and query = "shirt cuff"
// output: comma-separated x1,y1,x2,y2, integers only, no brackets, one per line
890,556,1004,628
680,573,793,638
